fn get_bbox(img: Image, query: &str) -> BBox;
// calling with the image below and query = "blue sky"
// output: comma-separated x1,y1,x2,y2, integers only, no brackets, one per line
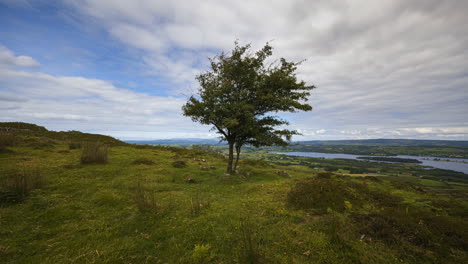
1,0,467,140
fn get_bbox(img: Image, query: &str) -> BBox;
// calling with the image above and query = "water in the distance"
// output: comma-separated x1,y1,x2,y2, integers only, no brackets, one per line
275,152,468,174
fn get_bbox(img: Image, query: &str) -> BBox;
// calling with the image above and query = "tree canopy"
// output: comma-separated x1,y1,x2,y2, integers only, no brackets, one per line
183,41,315,173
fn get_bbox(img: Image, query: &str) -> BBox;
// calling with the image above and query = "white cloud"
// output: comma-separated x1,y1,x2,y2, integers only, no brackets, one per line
0,63,208,137
0,45,40,67
1,0,467,139
65,1,467,137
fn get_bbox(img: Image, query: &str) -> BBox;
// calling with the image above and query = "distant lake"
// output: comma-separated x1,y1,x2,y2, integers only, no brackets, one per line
275,152,468,174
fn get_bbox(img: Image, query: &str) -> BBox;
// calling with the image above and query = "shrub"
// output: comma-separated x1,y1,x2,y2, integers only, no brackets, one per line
367,189,403,207
236,219,264,264
133,181,158,212
0,132,16,151
241,159,272,168
316,171,334,179
352,207,468,262
0,166,45,204
27,139,56,149
192,244,214,263
237,166,253,176
287,177,367,213
132,157,155,165
68,142,81,149
80,142,108,164
172,160,187,168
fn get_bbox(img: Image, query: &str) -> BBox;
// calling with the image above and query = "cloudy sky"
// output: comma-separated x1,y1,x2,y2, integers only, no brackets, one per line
0,0,467,140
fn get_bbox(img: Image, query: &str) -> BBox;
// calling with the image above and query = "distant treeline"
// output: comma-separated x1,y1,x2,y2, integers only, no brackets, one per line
268,155,468,184
261,144,468,159
357,156,422,164
296,138,468,147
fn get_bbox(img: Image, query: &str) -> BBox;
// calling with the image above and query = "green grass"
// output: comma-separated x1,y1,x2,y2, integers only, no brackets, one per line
0,138,467,263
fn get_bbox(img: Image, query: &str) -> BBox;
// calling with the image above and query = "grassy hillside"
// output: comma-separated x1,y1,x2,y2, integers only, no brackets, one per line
0,125,467,263
0,122,124,149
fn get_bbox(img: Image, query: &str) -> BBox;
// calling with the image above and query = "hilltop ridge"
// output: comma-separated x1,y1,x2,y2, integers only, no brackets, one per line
0,122,125,147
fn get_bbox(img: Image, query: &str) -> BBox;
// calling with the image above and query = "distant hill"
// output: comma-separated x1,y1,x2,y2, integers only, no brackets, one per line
0,122,125,146
125,138,221,146
127,138,468,147
295,139,468,147
2,123,466,148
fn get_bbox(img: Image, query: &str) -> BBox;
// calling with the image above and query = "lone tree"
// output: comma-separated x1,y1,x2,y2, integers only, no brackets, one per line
183,42,315,173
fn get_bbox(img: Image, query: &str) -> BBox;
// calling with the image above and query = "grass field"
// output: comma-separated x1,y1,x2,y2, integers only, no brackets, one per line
1,131,467,263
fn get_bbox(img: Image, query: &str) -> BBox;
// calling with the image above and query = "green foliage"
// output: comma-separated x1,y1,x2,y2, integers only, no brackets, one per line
80,141,108,164
133,181,158,213
287,177,368,213
27,137,56,149
267,142,468,159
172,160,187,168
287,176,406,214
352,207,468,262
0,165,45,204
316,171,333,179
357,156,422,163
237,219,264,264
0,133,16,152
68,142,81,149
183,41,315,172
268,154,468,184
192,244,214,263
241,159,272,168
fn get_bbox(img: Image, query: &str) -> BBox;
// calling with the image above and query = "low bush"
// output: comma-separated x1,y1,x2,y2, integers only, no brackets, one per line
287,176,406,214
237,166,253,176
316,171,334,179
352,207,468,262
133,181,158,213
68,142,81,149
367,189,403,207
80,142,108,164
241,159,272,168
0,132,16,148
0,133,16,153
0,166,45,204
132,157,155,165
287,177,368,213
27,138,56,149
192,244,214,263
430,198,468,217
236,219,265,264
172,160,187,168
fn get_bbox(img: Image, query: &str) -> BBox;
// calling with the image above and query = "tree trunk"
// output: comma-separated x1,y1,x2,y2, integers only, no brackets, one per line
234,144,241,171
227,141,234,173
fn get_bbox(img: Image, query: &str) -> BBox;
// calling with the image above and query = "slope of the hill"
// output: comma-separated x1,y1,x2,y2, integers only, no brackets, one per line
0,125,467,263
0,122,124,148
